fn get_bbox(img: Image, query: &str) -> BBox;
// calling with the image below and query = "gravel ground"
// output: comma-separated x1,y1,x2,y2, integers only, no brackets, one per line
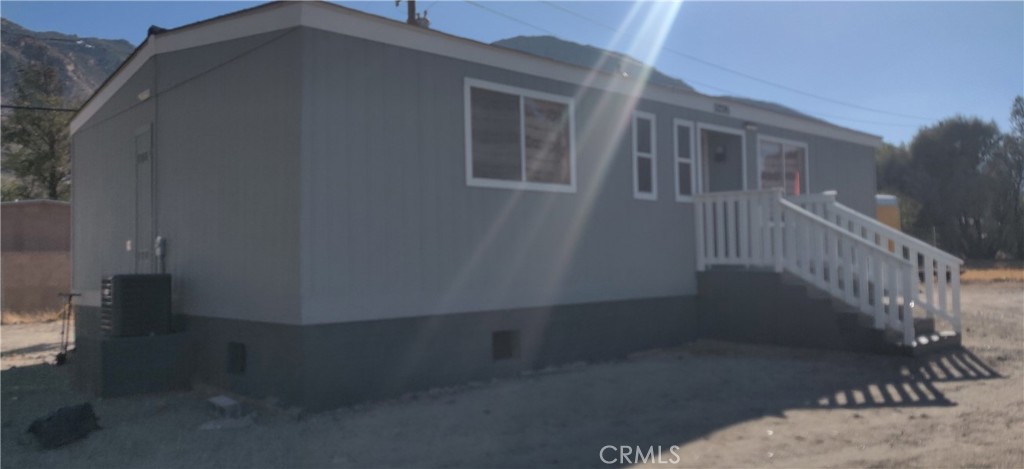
1,282,1021,468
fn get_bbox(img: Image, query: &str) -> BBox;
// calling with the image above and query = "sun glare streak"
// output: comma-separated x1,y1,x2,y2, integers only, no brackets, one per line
534,0,684,299
391,1,685,386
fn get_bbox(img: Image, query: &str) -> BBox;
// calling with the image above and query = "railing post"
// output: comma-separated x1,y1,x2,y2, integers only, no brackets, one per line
951,265,962,334
715,197,726,264
924,255,934,318
887,258,900,330
872,253,884,329
938,261,948,314
902,262,916,345
772,191,784,272
695,197,706,271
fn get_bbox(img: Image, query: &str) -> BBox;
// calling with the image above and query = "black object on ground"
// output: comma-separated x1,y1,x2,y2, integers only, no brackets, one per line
27,403,101,449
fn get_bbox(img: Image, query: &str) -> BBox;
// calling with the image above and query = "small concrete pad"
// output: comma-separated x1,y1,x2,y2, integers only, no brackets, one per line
208,395,242,419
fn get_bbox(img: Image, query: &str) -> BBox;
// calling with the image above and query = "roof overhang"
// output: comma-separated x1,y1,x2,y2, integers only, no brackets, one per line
70,1,884,148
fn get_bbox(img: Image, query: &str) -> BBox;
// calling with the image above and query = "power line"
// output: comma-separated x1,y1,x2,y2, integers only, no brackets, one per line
465,1,555,36
539,1,936,122
468,2,924,129
1,104,78,113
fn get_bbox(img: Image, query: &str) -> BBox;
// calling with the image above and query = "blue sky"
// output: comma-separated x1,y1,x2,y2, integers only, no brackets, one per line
2,1,1021,145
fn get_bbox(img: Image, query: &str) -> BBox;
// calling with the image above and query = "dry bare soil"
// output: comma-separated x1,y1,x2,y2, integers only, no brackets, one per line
2,282,1022,468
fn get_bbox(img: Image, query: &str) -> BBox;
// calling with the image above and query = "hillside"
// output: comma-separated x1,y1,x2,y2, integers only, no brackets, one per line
1,18,134,105
493,35,829,126
0,20,828,128
493,35,695,93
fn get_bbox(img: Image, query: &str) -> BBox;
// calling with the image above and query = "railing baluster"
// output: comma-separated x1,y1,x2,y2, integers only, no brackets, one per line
951,266,961,333
888,258,900,330
938,261,948,313
858,244,870,312
738,196,749,265
753,196,761,264
829,232,841,296
715,197,725,262
902,263,916,345
725,198,736,261
772,195,784,272
872,252,884,329
813,224,826,288
924,254,934,317
695,199,706,271
845,241,858,305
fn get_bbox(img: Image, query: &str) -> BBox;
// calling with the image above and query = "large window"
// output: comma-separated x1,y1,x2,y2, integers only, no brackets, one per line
758,137,808,195
633,112,657,200
673,119,696,202
465,79,575,192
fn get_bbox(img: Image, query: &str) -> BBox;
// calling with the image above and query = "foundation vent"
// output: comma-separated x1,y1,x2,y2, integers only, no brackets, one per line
227,342,246,374
491,330,521,361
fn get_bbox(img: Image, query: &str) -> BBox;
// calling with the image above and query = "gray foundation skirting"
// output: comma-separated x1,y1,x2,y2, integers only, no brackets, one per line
177,296,697,410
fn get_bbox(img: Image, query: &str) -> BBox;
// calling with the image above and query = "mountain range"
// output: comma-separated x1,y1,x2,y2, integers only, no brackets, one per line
1,18,133,105
0,18,822,126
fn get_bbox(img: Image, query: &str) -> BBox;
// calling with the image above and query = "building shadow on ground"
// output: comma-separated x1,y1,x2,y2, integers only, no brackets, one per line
0,343,1005,468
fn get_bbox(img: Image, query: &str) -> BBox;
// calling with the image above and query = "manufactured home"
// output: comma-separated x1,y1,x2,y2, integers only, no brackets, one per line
71,2,962,409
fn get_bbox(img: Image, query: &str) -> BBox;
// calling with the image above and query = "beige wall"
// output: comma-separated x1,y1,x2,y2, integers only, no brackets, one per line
2,201,71,313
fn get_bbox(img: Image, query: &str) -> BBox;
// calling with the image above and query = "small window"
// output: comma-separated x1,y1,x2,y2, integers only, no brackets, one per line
673,119,696,201
758,137,808,195
633,112,657,200
466,79,575,192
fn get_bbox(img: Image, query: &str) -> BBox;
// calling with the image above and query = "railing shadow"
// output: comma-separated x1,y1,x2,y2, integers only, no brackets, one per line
806,348,1000,409
0,339,1007,468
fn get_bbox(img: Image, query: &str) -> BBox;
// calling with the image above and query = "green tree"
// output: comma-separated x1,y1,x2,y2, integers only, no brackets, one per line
986,96,1024,258
875,142,921,232
1,64,73,201
907,116,1002,258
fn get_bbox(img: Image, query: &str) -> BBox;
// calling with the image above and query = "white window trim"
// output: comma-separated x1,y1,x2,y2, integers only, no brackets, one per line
672,118,697,203
696,122,747,192
633,111,657,201
756,135,811,194
464,78,577,194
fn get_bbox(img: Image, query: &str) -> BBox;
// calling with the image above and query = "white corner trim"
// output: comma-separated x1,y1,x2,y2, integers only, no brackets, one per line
633,111,657,201
71,1,884,149
464,78,577,194
672,118,696,203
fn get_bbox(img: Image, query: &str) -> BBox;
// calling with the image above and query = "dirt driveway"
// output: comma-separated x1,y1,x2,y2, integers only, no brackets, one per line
2,282,1021,468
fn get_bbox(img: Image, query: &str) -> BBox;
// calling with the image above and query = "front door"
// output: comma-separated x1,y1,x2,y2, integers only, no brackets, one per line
134,125,154,273
699,126,745,192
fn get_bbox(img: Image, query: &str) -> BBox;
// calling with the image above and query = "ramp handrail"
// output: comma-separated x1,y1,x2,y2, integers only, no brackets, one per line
696,190,920,345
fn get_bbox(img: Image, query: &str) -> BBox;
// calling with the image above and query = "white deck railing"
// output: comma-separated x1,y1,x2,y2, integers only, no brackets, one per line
696,190,934,346
791,193,962,334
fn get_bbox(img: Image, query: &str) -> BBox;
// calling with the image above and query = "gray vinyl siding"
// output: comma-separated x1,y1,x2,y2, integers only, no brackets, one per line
73,25,876,327
72,30,303,324
72,101,156,304
155,30,303,324
297,29,701,324
72,56,158,304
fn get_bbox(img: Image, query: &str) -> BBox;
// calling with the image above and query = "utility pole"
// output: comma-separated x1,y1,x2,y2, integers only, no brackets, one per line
396,0,417,25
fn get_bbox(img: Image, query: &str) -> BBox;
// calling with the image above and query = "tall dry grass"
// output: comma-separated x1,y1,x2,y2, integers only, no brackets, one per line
962,260,1024,283
1,309,65,325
